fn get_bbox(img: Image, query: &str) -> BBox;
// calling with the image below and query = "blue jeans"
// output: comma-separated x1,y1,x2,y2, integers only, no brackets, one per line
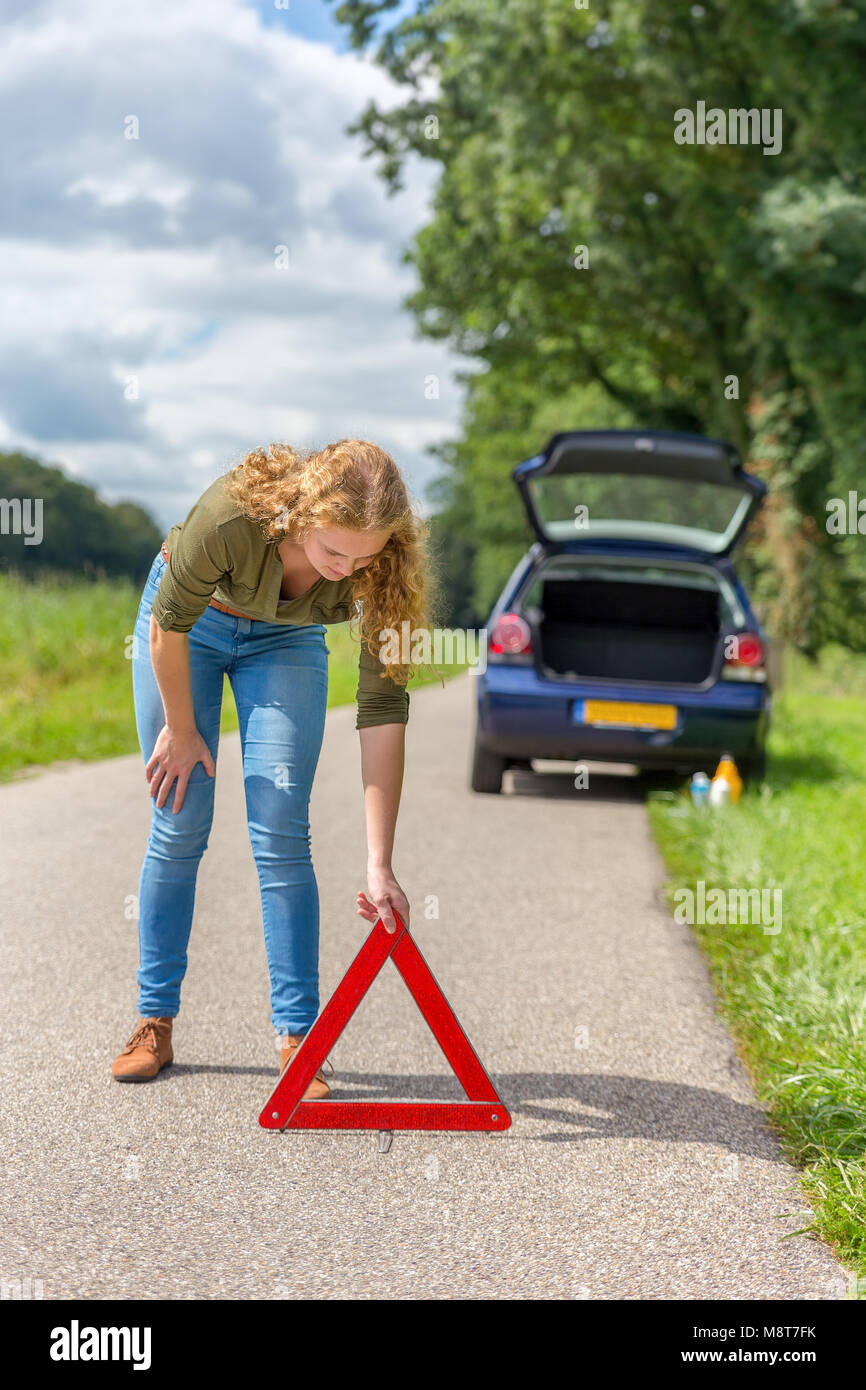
131,551,329,1034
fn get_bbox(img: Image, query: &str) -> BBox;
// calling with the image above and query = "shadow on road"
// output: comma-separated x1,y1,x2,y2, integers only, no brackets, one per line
504,765,647,803
162,1063,783,1161
508,754,845,801
296,1069,786,1162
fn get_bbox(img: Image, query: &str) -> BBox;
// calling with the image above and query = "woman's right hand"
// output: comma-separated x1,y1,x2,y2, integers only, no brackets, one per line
145,725,215,813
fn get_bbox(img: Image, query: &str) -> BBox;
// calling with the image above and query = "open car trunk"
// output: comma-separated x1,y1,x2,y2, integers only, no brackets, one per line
512,428,765,556
533,575,721,685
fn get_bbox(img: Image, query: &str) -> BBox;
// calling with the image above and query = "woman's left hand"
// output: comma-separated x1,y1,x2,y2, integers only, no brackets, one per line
357,866,410,935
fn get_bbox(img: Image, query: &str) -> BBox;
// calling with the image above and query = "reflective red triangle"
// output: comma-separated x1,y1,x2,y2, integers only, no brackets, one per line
259,913,510,1132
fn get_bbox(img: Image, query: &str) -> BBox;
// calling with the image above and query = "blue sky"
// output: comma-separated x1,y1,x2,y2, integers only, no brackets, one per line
248,0,419,49
0,0,467,531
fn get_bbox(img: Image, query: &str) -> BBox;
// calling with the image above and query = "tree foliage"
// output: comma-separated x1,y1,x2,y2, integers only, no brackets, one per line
332,0,866,649
0,453,163,583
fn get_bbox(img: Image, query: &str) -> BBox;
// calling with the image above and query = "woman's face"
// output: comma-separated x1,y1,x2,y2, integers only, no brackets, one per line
302,526,392,581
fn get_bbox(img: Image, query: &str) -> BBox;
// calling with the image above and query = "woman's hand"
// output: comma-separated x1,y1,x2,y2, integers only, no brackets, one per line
357,864,410,935
145,724,215,813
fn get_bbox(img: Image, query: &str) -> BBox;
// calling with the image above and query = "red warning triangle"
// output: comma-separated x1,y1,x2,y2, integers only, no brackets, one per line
259,913,510,1132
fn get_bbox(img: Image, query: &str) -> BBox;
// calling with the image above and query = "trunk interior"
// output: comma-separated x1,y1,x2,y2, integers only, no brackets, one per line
531,573,722,685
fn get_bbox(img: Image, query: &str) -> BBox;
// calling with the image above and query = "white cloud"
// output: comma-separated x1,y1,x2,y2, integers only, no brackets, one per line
0,0,467,529
65,165,194,213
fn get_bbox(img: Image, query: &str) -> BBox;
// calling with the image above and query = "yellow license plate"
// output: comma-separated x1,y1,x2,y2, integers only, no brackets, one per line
578,699,678,731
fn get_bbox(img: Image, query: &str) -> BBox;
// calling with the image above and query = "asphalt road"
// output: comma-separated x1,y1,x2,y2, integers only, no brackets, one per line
0,673,848,1299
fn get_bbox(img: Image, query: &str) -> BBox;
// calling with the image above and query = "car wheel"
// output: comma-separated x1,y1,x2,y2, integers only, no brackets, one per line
470,739,507,794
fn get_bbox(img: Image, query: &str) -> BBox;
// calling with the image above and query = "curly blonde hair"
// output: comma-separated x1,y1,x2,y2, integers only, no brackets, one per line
223,439,438,686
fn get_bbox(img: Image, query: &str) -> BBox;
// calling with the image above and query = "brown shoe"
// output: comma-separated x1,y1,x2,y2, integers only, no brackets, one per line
111,1016,174,1082
279,1034,333,1100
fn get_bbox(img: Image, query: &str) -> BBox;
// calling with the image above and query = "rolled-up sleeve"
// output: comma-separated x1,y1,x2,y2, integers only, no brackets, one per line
355,638,410,730
151,510,230,634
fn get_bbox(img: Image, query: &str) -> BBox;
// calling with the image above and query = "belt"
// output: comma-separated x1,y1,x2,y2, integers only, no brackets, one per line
160,539,252,620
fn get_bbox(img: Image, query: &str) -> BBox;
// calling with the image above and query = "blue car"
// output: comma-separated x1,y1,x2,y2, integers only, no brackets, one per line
471,429,771,793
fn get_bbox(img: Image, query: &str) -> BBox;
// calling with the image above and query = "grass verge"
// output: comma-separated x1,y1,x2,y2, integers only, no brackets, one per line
0,571,467,781
647,644,866,1289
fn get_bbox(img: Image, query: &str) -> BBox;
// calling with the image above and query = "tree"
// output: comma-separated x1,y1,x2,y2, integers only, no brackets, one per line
0,452,163,582
330,0,866,647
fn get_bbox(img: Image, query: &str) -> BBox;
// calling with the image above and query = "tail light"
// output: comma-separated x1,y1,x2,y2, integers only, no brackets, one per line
722,631,766,681
489,612,533,658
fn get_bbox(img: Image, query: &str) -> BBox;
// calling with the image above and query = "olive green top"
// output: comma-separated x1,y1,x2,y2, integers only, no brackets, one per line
151,475,409,730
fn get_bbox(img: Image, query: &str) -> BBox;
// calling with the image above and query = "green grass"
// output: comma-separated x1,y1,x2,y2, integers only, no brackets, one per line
647,644,866,1287
0,571,467,781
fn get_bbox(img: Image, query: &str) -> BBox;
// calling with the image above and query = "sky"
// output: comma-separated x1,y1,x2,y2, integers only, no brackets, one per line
0,0,468,531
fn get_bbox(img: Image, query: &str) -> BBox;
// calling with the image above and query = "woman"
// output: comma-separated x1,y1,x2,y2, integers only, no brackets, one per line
112,439,433,1096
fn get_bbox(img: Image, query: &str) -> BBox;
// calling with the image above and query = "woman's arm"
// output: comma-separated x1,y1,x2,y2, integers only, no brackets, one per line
145,618,215,813
356,722,410,933
150,620,196,732
145,507,230,811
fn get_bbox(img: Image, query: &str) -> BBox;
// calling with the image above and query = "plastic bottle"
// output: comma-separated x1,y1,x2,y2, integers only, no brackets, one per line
708,776,731,807
689,771,711,808
709,752,743,806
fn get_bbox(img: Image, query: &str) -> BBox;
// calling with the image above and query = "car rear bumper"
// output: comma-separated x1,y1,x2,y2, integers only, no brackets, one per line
475,668,769,768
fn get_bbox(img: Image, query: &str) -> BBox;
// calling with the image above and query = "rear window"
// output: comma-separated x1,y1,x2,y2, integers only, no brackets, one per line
527,472,752,550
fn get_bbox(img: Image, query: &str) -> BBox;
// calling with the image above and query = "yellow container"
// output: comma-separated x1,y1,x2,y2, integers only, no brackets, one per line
712,753,743,804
